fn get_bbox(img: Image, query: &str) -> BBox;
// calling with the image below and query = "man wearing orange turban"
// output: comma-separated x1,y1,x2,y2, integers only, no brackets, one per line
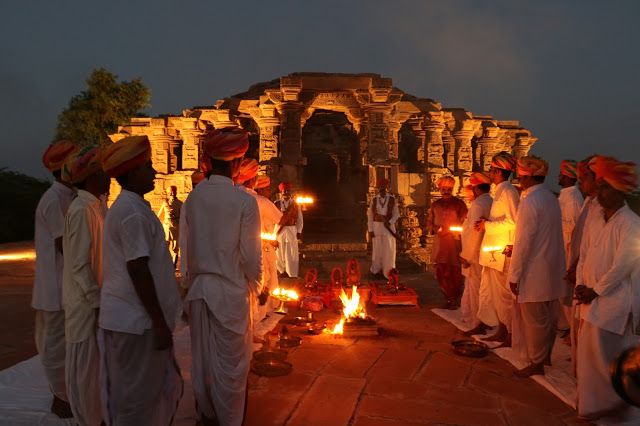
182,127,261,426
60,146,110,424
234,158,260,186
508,155,568,377
574,156,640,422
254,175,271,198
475,151,519,345
275,181,303,278
427,175,468,308
460,172,493,334
99,134,183,424
33,140,79,418
367,176,400,279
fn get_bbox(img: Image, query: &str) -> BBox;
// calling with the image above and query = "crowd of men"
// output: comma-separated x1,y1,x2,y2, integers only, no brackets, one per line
430,151,640,423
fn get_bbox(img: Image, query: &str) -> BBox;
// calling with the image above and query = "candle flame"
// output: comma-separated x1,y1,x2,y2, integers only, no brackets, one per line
295,196,314,205
271,287,299,300
482,245,503,252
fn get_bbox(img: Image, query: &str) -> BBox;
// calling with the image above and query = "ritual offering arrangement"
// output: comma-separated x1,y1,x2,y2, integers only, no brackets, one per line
277,326,302,348
370,268,418,306
271,287,300,314
327,285,379,337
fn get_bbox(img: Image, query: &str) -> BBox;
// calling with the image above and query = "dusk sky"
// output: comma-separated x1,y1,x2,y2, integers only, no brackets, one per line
1,0,638,181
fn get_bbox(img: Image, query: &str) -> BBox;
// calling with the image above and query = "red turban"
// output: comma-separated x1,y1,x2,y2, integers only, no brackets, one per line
255,175,270,189
235,158,259,184
376,178,389,189
278,181,292,192
560,160,578,178
202,128,249,161
469,172,491,186
102,135,151,178
491,152,516,171
62,146,103,184
437,176,455,190
590,156,637,194
517,155,549,177
42,140,79,172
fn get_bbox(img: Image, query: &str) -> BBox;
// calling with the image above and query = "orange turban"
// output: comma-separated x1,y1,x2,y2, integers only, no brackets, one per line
202,128,249,161
235,158,259,184
437,176,455,190
560,160,578,178
469,172,491,186
62,146,103,184
590,156,637,194
491,152,516,171
102,135,151,178
376,178,389,189
517,155,549,177
255,175,270,189
278,181,292,192
42,140,79,172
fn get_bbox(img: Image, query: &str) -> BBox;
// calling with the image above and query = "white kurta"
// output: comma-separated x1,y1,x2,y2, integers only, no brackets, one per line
32,180,75,401
275,198,303,278
477,181,519,330
558,185,583,262
100,189,183,425
460,193,492,327
367,194,400,278
509,184,568,365
184,175,262,426
576,204,640,420
62,190,104,425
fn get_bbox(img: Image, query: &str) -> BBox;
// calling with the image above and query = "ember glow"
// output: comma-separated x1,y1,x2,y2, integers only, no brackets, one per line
271,287,299,301
482,245,503,252
449,226,463,232
295,195,314,205
0,250,36,261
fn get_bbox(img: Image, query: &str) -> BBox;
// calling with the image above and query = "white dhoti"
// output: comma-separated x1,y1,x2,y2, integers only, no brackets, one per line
477,265,514,331
577,319,640,422
276,226,299,277
35,310,68,401
461,262,483,328
189,299,252,426
99,328,183,426
370,221,396,278
512,300,558,365
254,248,278,327
66,336,102,425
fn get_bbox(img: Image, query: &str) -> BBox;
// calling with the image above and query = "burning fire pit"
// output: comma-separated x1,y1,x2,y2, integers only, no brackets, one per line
329,285,379,337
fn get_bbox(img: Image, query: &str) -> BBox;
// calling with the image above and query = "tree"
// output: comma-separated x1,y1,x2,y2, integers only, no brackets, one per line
55,68,150,146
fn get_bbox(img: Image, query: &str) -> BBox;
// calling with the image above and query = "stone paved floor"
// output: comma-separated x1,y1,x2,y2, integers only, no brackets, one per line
0,242,590,425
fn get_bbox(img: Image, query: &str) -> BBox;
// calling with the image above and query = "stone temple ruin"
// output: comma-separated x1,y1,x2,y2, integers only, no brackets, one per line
108,72,536,257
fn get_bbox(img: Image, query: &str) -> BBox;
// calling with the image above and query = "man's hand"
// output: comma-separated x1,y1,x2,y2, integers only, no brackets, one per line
258,287,270,306
460,257,470,268
509,281,519,296
575,284,598,305
368,231,375,239
564,267,577,285
269,240,279,249
474,217,487,232
153,323,173,351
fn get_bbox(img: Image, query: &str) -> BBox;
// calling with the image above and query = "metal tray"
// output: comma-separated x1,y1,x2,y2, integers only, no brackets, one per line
251,359,293,377
278,335,302,348
451,339,489,358
252,349,288,363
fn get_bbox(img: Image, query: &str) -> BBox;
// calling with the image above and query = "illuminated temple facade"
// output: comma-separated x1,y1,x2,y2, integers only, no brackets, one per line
109,73,536,254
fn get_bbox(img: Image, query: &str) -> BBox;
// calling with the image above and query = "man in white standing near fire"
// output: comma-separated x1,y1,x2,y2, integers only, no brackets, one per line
367,178,400,279
275,182,303,278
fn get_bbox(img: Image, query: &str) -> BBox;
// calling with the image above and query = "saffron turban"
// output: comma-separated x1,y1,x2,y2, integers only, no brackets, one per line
255,175,270,189
191,170,205,186
202,128,249,161
42,140,79,172
437,176,455,190
235,158,259,184
560,160,578,178
102,135,151,178
376,178,389,189
278,181,292,192
590,155,638,194
517,155,549,177
62,146,103,184
491,152,516,171
469,172,491,186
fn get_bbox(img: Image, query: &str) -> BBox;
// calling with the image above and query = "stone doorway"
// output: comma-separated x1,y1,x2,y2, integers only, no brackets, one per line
301,110,367,243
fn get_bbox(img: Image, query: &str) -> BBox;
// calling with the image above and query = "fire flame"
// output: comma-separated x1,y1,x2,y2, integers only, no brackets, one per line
449,226,463,232
271,287,299,300
330,285,367,335
482,245,503,252
261,232,277,241
0,250,36,262
295,196,314,205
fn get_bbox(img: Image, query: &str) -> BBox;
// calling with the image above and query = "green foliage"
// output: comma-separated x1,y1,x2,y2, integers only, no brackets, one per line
55,68,150,146
0,168,50,243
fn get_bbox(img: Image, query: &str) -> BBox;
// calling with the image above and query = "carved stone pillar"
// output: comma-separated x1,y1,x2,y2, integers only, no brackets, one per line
452,128,474,173
363,106,392,164
387,120,401,162
478,127,501,171
442,130,455,170
149,134,173,175
514,135,536,160
256,118,280,167
278,102,304,164
424,119,445,169
179,129,202,170
414,127,427,164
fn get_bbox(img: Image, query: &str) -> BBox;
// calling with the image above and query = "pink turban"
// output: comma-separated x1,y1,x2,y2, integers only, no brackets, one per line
235,158,259,184
62,146,103,184
202,128,249,161
102,135,151,178
517,155,549,177
491,152,516,172
42,140,79,172
590,156,637,194
560,160,578,178
437,176,455,190
469,172,491,186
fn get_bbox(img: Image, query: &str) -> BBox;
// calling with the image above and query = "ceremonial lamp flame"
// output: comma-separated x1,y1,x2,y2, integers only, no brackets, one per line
0,250,36,262
329,285,367,335
260,232,277,241
449,226,463,233
482,245,504,262
295,195,314,205
271,287,299,314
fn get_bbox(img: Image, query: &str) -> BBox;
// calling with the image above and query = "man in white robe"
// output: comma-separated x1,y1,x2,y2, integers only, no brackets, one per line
184,128,262,426
61,147,110,425
99,135,183,425
32,140,78,418
509,156,568,377
460,173,493,335
275,182,303,278
178,170,205,292
367,177,400,279
575,155,640,423
475,152,519,345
